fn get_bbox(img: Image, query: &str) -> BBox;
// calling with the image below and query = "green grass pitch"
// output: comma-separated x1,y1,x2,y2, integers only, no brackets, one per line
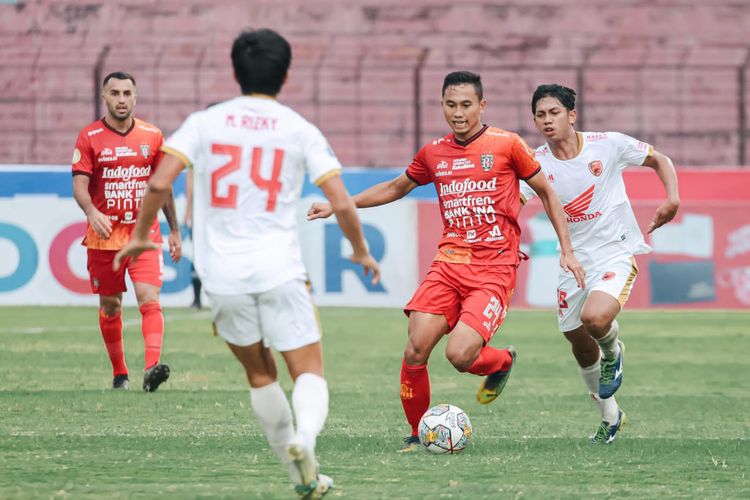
1,306,748,499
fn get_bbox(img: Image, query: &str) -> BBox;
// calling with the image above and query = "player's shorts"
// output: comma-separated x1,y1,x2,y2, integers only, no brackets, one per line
207,278,321,352
556,255,639,332
87,248,164,296
405,260,516,343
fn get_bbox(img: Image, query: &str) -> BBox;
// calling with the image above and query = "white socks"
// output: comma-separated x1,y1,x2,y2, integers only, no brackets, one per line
596,319,621,360
249,382,299,483
291,373,329,451
249,374,329,484
580,358,620,424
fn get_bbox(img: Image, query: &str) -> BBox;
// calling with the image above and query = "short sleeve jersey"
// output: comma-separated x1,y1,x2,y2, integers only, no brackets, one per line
72,118,164,250
407,125,541,265
162,96,342,294
520,131,653,267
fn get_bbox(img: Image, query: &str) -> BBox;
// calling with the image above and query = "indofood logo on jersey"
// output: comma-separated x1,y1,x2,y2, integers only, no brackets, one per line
563,185,602,223
440,178,497,197
102,165,152,181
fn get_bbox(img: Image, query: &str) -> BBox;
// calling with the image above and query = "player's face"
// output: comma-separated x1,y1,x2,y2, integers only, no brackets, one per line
442,84,486,141
102,78,137,122
533,96,576,141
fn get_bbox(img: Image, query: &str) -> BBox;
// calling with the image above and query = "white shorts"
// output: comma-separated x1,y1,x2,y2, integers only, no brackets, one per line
556,256,639,332
207,279,321,352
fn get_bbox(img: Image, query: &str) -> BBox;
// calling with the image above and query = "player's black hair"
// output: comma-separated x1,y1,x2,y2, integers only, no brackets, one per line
531,84,576,114
231,28,292,96
103,71,136,87
442,71,483,101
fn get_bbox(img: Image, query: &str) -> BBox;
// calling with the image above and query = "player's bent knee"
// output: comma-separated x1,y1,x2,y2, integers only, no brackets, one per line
444,346,474,372
580,313,611,336
99,296,121,317
403,343,430,365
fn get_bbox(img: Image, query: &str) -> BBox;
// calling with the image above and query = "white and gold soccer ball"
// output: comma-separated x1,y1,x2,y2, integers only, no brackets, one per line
418,403,472,454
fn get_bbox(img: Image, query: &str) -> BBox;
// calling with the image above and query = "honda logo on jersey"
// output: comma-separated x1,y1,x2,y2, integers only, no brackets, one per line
588,160,603,176
563,185,602,222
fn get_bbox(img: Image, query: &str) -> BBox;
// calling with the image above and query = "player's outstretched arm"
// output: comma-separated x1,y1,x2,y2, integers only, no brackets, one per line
526,170,586,288
642,150,680,234
114,154,185,271
307,173,418,220
317,174,380,285
73,175,112,239
161,187,182,263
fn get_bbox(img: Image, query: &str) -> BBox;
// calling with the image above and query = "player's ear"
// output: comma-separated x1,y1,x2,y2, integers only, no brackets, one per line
479,98,487,114
569,109,577,126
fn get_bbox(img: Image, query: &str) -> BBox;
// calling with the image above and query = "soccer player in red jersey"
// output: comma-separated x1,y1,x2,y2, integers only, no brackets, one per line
72,71,181,392
308,71,585,451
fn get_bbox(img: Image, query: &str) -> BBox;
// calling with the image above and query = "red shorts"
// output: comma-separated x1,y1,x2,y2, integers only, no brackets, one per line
404,261,517,343
87,248,163,296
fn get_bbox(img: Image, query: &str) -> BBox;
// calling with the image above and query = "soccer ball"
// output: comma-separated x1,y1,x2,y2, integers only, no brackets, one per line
418,403,472,454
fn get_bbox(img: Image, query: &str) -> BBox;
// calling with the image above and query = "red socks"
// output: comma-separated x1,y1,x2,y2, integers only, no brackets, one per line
400,360,430,437
467,346,513,376
139,301,164,371
99,309,127,377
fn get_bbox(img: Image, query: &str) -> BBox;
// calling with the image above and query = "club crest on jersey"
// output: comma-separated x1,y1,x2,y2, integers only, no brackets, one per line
588,160,603,177
140,144,150,158
481,154,494,172
602,272,616,281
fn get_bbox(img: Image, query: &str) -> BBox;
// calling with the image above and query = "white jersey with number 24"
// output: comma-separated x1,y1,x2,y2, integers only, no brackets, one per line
163,96,341,294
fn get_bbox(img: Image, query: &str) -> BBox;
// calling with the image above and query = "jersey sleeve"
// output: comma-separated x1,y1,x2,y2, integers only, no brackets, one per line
611,132,653,170
72,130,94,176
405,147,431,185
510,135,541,180
303,123,342,186
152,130,165,170
519,180,537,204
163,113,201,168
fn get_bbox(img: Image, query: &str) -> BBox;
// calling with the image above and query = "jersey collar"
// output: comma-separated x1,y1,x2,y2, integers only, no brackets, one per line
101,117,136,137
453,124,488,147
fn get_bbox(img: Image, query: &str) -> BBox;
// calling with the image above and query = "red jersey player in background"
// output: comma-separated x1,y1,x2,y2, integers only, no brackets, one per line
308,71,585,451
72,71,181,392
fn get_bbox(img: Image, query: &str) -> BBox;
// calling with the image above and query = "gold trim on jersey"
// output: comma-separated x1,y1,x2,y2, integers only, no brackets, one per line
576,131,584,156
305,279,323,337
641,145,655,165
313,168,342,186
161,146,192,168
617,257,639,307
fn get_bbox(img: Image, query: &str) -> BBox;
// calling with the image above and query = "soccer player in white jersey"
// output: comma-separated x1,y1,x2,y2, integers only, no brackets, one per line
115,29,379,498
520,84,680,444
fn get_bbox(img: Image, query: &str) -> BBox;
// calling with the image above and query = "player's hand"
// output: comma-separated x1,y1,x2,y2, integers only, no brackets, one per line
647,199,680,234
561,250,586,289
350,252,381,286
168,229,182,263
87,208,113,239
113,238,160,271
307,202,333,220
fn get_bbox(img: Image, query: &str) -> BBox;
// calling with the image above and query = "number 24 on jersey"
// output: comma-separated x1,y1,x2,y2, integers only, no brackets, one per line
210,143,284,211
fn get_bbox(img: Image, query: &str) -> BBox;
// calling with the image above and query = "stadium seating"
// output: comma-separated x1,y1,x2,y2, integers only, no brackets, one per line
0,0,748,166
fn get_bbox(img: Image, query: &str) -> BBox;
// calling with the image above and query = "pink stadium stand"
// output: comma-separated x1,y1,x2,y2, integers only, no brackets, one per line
0,0,748,166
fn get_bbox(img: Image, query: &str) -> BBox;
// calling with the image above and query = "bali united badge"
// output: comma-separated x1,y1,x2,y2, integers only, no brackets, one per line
140,144,150,159
588,160,603,176
480,154,494,172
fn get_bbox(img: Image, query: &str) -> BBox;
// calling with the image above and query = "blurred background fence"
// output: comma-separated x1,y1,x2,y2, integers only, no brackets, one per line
1,0,749,167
